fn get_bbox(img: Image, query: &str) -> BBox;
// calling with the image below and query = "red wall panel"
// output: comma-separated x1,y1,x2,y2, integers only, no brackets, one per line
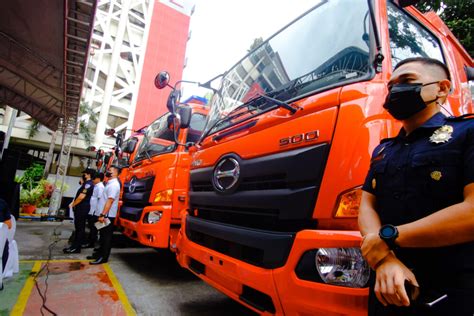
132,1,190,130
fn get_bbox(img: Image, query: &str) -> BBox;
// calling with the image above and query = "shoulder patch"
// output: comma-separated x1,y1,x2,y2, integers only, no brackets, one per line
446,114,474,121
85,184,91,189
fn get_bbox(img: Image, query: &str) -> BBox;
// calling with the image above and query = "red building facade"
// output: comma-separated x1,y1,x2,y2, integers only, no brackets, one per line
132,0,193,130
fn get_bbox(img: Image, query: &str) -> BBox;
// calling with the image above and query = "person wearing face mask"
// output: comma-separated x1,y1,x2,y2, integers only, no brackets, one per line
358,57,474,315
89,165,121,264
63,168,96,254
84,172,105,249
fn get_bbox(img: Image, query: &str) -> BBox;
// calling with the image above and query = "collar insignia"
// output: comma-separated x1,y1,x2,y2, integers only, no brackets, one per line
430,171,442,181
429,125,453,144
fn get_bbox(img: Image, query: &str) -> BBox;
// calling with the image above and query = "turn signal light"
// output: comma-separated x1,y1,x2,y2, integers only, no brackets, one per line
334,187,362,218
154,189,173,203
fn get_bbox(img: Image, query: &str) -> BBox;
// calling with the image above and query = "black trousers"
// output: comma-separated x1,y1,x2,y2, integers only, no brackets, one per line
71,208,88,249
2,239,8,273
87,214,98,246
97,218,115,261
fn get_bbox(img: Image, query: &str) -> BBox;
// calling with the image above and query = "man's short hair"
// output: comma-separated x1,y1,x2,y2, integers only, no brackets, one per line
110,165,122,175
82,168,96,178
394,57,451,81
94,172,105,181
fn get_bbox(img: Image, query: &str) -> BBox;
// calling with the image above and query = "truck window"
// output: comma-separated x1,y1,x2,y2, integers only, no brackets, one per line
186,113,207,143
203,0,371,136
387,2,444,67
134,113,176,162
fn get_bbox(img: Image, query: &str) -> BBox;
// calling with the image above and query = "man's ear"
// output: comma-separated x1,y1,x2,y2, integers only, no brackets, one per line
438,79,451,98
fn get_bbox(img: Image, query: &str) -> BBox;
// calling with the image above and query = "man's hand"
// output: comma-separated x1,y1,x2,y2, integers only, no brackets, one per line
374,253,419,307
361,232,391,269
4,219,12,229
69,202,74,208
98,215,105,223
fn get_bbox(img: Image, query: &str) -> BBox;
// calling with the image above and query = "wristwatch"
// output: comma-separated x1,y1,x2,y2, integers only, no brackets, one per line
379,224,399,250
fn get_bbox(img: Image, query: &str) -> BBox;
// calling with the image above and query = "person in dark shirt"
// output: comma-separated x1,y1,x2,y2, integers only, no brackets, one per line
0,198,11,278
63,168,95,254
359,57,474,315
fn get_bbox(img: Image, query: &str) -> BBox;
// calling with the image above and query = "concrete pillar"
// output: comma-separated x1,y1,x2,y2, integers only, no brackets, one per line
94,0,132,146
43,130,58,178
2,106,15,125
0,107,18,160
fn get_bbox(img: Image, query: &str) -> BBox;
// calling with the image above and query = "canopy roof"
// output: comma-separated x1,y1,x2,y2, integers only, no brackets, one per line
0,0,96,131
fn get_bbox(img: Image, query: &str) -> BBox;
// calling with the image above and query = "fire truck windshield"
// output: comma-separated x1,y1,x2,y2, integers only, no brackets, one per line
134,113,176,162
202,0,371,138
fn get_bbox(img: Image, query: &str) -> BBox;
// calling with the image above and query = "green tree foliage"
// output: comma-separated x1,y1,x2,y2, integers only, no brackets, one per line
79,102,98,146
19,163,44,190
416,0,473,57
27,119,41,139
248,37,264,52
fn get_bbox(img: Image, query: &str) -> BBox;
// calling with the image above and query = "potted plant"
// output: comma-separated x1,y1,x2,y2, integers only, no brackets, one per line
35,179,55,215
19,185,43,214
18,163,46,214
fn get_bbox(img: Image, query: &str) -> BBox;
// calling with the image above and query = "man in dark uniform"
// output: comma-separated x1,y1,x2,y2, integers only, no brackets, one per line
0,198,11,280
64,168,95,254
359,57,474,315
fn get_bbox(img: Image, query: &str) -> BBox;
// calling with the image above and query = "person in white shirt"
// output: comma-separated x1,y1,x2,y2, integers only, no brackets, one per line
85,172,105,249
90,165,121,265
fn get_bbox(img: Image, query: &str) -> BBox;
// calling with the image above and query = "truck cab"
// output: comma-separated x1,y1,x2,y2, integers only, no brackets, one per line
176,0,473,315
117,103,208,250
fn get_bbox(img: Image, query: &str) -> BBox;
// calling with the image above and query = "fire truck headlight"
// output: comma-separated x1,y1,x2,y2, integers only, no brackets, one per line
144,211,162,224
315,248,370,288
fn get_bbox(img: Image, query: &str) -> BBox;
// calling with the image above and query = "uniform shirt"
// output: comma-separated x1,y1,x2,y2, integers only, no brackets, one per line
103,178,120,218
75,179,94,211
0,199,11,223
362,112,474,288
89,182,105,216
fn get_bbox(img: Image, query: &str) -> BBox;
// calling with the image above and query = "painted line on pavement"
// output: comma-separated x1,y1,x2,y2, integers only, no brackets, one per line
10,261,42,315
103,263,137,316
14,260,136,315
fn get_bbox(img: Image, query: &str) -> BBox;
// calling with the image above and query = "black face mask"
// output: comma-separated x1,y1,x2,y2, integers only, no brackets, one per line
82,174,87,181
105,171,112,178
383,81,439,120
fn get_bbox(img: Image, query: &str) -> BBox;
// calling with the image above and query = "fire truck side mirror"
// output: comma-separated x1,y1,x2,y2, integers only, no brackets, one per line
465,66,474,81
167,90,180,113
155,71,170,89
105,128,116,136
123,138,138,154
115,133,123,148
177,105,192,129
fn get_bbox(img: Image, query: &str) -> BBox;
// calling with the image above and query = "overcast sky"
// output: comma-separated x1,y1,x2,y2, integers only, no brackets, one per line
182,0,316,85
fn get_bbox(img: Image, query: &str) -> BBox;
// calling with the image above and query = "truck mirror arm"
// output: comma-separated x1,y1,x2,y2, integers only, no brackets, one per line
367,0,384,72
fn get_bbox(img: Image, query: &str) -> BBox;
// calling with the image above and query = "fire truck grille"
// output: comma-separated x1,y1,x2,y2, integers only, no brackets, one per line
120,176,154,222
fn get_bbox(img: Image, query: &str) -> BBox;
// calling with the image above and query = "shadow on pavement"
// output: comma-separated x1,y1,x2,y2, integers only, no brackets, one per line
115,250,196,284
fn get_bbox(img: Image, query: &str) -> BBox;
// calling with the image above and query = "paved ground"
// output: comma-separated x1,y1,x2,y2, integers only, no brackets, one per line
2,220,257,316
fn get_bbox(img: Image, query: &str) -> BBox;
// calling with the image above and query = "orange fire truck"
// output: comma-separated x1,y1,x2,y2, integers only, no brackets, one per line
116,76,209,250
176,0,473,315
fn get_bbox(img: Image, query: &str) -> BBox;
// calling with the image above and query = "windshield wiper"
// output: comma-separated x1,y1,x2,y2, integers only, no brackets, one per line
199,93,299,144
255,92,298,114
136,132,153,162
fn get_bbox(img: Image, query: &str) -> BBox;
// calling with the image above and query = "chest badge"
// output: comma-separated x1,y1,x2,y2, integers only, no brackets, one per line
430,171,442,181
372,178,377,189
429,125,453,144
